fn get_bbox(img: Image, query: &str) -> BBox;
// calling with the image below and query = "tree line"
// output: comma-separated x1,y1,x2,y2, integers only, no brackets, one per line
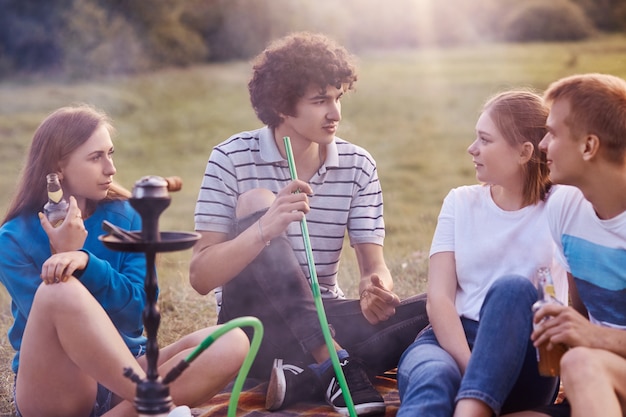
0,0,625,79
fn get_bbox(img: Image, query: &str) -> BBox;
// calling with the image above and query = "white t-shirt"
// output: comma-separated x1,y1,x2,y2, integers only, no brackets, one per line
430,184,568,321
546,185,626,329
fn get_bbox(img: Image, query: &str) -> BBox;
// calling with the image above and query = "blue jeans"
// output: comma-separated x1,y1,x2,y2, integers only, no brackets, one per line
397,275,559,417
218,210,429,379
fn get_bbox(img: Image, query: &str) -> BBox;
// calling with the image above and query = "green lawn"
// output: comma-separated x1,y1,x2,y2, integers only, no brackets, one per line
1,34,626,414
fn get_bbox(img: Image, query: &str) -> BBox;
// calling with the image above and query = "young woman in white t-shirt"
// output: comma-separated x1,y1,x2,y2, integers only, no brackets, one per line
397,90,567,417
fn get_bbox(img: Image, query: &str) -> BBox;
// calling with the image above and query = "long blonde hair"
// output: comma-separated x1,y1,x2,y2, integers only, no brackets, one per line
3,104,129,224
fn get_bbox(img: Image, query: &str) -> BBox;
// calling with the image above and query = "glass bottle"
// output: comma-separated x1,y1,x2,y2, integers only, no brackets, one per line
43,173,69,227
532,267,568,376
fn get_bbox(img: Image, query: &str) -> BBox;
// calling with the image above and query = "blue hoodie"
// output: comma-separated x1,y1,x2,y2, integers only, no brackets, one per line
0,200,147,373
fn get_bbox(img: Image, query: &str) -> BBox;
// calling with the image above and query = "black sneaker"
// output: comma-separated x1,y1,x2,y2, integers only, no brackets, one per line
265,358,320,411
322,357,386,416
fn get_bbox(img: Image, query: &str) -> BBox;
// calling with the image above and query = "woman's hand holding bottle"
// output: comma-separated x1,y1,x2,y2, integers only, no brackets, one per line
39,196,87,254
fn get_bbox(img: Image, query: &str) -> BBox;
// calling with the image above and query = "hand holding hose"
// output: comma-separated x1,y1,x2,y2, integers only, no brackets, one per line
258,179,313,241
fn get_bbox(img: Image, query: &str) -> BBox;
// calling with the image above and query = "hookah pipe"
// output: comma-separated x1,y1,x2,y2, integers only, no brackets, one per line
283,137,358,417
101,175,262,417
125,175,178,415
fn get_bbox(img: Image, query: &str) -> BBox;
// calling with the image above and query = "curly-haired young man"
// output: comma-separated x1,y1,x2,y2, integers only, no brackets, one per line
189,32,428,416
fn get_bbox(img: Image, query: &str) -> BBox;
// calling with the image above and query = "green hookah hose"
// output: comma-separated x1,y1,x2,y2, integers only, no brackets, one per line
283,136,357,417
163,316,264,417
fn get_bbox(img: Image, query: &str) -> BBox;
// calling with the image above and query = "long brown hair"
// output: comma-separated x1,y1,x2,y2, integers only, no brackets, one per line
2,104,129,224
483,90,552,205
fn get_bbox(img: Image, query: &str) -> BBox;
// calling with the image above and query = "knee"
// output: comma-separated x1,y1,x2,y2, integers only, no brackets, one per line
230,327,251,362
32,277,91,315
491,275,534,295
213,327,251,370
560,346,597,383
236,189,275,218
485,275,536,308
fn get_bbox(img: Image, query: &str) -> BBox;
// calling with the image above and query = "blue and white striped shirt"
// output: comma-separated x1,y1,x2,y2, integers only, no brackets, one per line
194,126,385,307
547,186,626,329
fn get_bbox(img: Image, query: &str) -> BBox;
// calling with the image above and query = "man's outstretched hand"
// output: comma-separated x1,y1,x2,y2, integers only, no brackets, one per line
360,275,401,325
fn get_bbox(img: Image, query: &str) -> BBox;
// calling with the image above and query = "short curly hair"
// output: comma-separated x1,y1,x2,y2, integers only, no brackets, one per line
248,32,358,128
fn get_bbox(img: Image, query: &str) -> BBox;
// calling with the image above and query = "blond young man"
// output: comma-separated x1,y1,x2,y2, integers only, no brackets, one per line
506,74,626,417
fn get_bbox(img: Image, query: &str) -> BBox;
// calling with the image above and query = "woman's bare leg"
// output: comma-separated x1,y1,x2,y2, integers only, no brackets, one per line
153,326,249,406
16,278,143,417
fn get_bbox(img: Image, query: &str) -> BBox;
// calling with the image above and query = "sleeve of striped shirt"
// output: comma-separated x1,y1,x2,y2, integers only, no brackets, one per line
194,147,238,234
347,147,385,246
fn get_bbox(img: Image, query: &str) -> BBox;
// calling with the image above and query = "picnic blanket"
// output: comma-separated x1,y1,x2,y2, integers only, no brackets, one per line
191,375,400,417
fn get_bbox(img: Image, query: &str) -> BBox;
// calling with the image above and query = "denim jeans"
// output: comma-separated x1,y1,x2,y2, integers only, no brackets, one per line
218,210,429,379
397,275,559,417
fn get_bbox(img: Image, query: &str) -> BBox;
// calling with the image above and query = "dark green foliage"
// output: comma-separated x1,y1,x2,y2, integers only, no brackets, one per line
60,0,150,77
198,0,281,61
196,0,352,61
96,0,208,67
0,0,72,72
571,0,626,31
0,0,208,78
501,0,595,42
0,0,623,79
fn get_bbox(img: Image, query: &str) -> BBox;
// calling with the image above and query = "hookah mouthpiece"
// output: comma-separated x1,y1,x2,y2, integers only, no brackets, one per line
132,176,169,199
131,175,182,199
164,176,182,192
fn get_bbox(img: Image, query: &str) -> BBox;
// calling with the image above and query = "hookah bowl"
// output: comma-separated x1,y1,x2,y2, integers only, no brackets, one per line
100,175,200,416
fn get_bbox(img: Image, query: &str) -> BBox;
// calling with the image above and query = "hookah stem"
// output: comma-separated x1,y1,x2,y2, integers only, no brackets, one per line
283,136,357,417
162,316,264,417
144,249,160,381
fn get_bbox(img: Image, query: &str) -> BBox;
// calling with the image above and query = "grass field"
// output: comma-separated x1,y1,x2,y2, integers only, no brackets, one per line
1,34,626,415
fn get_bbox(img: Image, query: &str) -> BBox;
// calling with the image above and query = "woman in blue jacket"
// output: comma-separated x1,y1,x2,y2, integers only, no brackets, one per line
0,104,249,417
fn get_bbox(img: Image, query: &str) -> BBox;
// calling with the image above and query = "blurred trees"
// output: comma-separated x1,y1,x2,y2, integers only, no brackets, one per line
501,0,595,42
0,0,625,79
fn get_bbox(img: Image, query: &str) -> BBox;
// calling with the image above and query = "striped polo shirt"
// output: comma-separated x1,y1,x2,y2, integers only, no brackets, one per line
194,126,385,308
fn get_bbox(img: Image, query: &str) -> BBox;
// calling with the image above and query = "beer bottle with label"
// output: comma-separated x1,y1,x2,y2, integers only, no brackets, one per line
43,173,69,227
532,267,567,376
